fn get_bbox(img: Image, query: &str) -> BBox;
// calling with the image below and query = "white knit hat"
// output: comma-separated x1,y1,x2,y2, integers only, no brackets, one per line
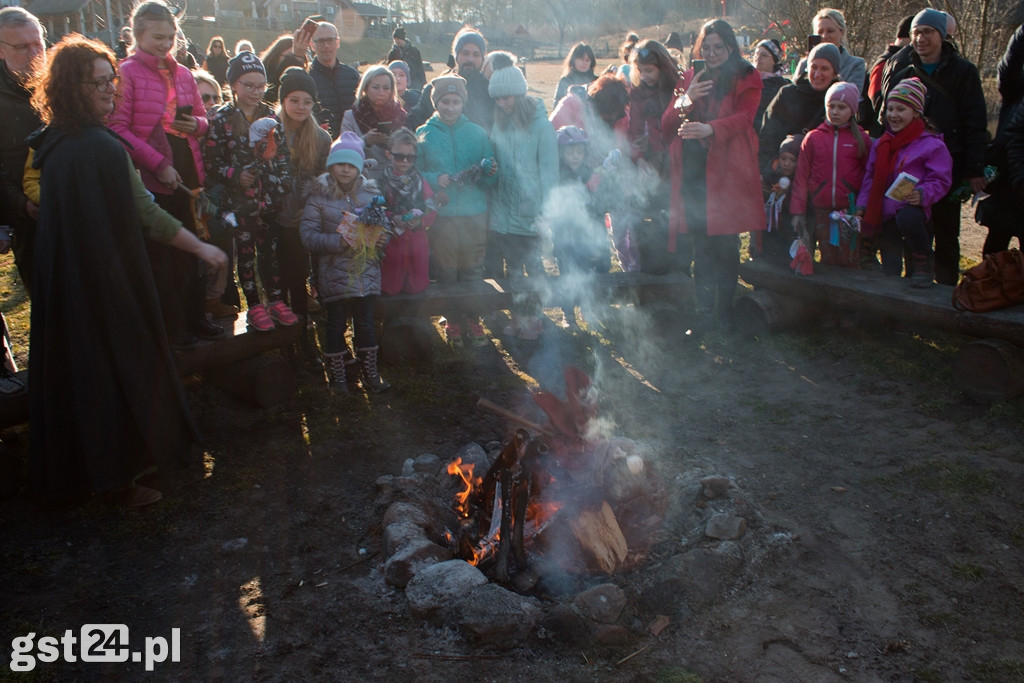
488,65,527,98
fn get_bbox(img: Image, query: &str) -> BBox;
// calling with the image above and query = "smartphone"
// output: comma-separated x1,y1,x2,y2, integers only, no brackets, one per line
807,34,822,52
376,121,391,135
692,59,707,75
300,15,324,40
175,104,193,120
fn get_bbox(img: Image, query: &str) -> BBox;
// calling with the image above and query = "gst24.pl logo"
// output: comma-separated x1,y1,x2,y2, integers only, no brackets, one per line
10,625,180,672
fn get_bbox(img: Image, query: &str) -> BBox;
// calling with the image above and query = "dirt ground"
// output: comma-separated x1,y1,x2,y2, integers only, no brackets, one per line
2,64,1023,681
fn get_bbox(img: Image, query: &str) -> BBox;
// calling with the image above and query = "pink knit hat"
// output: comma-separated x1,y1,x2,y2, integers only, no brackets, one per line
825,81,860,112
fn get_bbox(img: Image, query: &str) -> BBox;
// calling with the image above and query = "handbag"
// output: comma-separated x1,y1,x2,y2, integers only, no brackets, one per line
952,249,1024,313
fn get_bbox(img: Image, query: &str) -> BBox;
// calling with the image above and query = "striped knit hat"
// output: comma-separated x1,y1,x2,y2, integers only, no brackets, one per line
887,77,927,115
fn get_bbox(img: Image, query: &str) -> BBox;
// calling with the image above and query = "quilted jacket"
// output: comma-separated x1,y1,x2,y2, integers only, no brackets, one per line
790,120,867,214
109,50,208,194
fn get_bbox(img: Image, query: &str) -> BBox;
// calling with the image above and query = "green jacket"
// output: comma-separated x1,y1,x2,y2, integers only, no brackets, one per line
489,98,559,237
416,113,496,218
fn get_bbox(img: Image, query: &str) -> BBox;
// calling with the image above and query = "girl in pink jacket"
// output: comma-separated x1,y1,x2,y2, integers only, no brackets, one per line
109,0,218,345
789,81,868,268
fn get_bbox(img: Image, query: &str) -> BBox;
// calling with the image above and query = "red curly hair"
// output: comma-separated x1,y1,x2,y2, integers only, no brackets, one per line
30,33,117,133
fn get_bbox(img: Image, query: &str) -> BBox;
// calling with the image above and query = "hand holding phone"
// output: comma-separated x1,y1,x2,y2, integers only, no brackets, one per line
175,104,193,120
376,121,391,136
807,34,822,52
692,59,707,75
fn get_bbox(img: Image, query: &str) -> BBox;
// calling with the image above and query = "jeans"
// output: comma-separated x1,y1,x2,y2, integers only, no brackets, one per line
324,296,376,353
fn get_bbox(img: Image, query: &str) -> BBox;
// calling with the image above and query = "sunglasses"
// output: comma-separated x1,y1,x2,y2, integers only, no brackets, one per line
391,153,416,162
201,93,217,104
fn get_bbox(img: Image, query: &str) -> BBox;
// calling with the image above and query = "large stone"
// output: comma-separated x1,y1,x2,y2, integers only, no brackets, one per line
382,501,432,531
413,453,441,475
574,584,627,624
700,475,733,499
591,624,631,647
454,583,542,646
540,603,591,645
453,442,489,472
383,521,427,557
404,560,488,619
705,513,747,540
383,539,452,588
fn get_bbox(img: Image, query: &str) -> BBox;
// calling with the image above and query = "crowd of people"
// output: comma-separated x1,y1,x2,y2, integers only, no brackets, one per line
1,3,1023,506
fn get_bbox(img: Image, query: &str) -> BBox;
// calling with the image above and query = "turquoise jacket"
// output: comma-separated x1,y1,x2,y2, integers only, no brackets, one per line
489,98,558,237
416,113,496,218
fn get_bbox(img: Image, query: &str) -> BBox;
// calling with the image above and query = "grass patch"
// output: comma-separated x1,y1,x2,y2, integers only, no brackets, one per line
951,562,985,581
919,611,959,627
967,658,1024,681
903,458,997,504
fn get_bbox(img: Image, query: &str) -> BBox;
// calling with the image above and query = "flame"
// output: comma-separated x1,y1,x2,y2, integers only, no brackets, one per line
446,457,481,518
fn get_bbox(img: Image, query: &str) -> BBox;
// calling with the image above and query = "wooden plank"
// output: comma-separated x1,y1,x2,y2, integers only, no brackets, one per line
738,260,1024,346
173,315,302,376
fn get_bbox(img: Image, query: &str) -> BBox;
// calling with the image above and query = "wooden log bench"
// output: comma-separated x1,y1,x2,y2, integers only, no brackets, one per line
736,259,1024,402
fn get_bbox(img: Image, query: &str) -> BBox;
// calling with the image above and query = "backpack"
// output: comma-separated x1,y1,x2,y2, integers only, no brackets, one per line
952,249,1024,313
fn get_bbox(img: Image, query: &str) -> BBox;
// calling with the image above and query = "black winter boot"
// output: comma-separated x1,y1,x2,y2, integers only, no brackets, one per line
340,348,361,391
357,346,391,393
323,351,349,393
909,253,934,289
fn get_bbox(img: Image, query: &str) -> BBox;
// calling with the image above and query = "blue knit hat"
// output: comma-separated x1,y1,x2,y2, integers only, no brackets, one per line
327,131,365,171
452,28,486,58
912,8,948,39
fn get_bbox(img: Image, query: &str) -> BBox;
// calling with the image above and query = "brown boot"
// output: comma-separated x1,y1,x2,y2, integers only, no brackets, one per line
357,346,390,393
910,253,934,288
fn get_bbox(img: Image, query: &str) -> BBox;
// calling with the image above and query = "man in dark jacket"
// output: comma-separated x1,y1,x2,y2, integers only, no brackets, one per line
386,27,426,90
407,28,492,131
308,21,360,138
0,7,45,292
864,14,913,127
880,8,988,285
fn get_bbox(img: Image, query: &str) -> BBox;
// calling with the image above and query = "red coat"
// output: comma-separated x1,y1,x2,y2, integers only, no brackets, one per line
661,67,765,248
789,120,867,215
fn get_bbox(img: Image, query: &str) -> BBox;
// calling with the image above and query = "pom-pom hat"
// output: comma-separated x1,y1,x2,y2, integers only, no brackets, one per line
488,65,527,98
327,131,366,171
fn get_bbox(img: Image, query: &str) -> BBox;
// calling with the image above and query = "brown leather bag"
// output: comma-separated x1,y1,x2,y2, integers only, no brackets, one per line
952,249,1024,313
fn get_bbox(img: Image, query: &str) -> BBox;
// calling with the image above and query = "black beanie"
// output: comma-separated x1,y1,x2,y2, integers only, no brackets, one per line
279,66,317,101
226,51,266,85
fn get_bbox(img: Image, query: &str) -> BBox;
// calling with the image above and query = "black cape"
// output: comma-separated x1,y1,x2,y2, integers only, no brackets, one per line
29,124,199,499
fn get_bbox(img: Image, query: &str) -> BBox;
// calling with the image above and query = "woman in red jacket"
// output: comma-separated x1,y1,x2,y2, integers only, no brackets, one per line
662,19,765,334
109,0,220,345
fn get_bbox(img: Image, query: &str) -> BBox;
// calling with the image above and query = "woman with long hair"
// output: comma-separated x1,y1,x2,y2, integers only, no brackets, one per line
204,35,229,85
751,38,788,133
554,42,597,107
661,19,765,333
261,30,310,104
27,34,227,506
627,39,677,179
340,64,407,181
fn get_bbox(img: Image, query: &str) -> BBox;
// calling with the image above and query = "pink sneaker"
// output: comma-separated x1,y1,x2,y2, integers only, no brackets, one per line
467,321,488,347
246,304,275,332
266,300,299,326
445,321,464,348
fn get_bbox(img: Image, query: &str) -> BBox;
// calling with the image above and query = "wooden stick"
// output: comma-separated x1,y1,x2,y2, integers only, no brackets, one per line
477,397,554,436
616,644,651,666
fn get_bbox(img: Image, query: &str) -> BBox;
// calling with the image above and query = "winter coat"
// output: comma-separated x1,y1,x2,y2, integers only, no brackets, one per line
387,42,426,90
489,98,559,237
998,24,1024,127
0,60,41,238
276,124,332,229
855,128,953,225
203,102,292,216
265,52,306,104
204,52,229,85
754,73,788,134
308,57,361,138
408,68,493,132
554,70,597,108
661,65,766,245
415,112,496,217
1003,98,1024,193
794,46,866,93
790,120,867,214
109,50,208,194
627,80,674,173
299,173,390,301
879,42,988,180
758,76,832,170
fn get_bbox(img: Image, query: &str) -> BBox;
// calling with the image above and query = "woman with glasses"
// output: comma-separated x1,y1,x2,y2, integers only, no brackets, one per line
27,35,227,506
661,19,765,334
204,35,229,85
203,51,299,333
110,0,221,347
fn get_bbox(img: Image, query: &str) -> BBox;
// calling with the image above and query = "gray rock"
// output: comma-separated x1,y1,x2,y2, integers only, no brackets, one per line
452,442,489,473
413,453,441,475
382,501,432,531
404,560,488,618
455,583,542,646
700,475,732,499
383,521,427,557
540,603,590,645
574,583,627,624
401,458,416,476
705,513,747,540
591,624,631,647
383,539,452,588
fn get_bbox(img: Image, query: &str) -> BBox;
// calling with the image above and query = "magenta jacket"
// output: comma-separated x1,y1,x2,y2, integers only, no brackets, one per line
856,128,953,228
790,121,867,215
109,50,208,194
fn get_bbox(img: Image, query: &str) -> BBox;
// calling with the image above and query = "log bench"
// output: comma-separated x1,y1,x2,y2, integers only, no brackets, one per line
736,259,1024,402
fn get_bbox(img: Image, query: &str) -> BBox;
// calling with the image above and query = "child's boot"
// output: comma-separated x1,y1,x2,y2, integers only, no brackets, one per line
340,348,361,391
358,346,391,393
323,351,349,393
910,253,934,288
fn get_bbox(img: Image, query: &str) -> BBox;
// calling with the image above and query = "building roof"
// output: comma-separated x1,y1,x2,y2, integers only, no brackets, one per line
351,2,389,18
26,0,90,16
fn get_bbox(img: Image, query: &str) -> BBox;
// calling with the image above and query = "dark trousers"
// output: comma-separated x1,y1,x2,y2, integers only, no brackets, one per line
276,226,309,320
879,206,931,276
152,191,204,336
930,196,961,285
324,296,376,353
692,230,739,319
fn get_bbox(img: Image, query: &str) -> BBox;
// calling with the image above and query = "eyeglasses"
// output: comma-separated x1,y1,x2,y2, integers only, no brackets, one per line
83,75,120,91
700,43,728,57
391,153,416,162
313,36,339,45
236,81,267,93
201,93,218,104
0,39,44,54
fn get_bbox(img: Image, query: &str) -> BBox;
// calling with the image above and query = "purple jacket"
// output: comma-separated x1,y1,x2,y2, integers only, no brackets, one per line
109,50,208,194
856,129,953,225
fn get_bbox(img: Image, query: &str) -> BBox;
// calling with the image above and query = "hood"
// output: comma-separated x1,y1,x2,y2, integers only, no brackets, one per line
311,172,380,198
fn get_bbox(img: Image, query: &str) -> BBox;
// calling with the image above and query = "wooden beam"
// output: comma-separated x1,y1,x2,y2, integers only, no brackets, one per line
173,315,302,376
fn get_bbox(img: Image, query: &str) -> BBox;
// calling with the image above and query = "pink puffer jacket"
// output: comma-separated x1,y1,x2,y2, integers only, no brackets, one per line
109,50,207,194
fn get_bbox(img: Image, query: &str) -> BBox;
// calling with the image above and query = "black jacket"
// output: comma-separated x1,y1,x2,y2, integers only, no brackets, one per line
309,57,361,138
386,42,426,90
998,24,1024,128
0,61,42,282
758,77,829,170
754,74,788,135
880,42,988,180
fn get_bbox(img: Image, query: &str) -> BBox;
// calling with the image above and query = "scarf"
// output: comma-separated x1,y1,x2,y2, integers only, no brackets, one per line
353,97,407,142
863,116,926,229
382,166,423,216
